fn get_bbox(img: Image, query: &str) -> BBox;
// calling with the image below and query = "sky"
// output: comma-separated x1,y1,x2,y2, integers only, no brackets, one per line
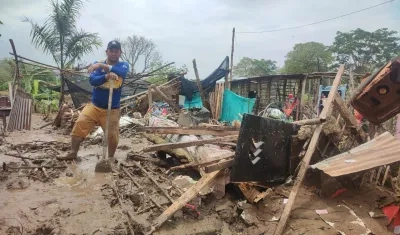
0,0,399,79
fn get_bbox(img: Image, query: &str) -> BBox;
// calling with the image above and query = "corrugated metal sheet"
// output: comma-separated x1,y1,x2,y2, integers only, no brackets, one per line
7,89,32,131
311,132,400,177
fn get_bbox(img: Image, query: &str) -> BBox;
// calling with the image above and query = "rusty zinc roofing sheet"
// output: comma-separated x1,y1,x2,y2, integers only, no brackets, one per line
311,132,400,177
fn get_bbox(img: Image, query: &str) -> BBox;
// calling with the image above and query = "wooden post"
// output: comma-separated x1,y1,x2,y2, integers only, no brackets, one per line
229,27,235,90
333,95,367,143
150,85,180,113
147,87,153,109
298,76,307,119
8,82,13,107
273,65,345,235
224,70,229,90
192,59,206,107
9,40,20,104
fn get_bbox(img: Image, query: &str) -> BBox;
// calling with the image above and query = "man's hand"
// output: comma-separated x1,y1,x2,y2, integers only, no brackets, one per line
106,72,119,81
88,63,102,73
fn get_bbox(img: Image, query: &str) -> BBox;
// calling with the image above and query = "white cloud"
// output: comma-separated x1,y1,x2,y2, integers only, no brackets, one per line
0,0,399,79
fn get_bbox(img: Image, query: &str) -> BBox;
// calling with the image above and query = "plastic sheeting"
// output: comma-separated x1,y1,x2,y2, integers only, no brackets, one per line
183,92,203,109
178,56,229,101
220,89,255,122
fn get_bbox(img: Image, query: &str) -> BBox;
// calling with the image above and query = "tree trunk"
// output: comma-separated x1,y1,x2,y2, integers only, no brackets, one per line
59,34,65,108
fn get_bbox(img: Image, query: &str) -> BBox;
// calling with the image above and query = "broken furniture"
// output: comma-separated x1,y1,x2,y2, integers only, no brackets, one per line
0,96,11,130
231,114,299,184
351,57,400,124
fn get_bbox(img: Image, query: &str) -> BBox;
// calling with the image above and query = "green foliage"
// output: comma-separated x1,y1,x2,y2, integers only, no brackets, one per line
146,61,188,85
0,58,14,90
233,57,277,77
19,65,58,94
34,98,59,113
331,28,400,73
24,0,102,69
283,42,334,74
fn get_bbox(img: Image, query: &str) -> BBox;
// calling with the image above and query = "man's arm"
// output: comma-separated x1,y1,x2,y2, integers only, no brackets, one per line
89,62,106,86
110,62,129,79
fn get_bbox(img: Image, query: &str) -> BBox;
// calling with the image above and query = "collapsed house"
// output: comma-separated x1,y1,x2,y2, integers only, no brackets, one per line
4,39,400,234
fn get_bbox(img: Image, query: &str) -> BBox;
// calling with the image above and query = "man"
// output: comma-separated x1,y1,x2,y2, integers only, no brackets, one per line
58,40,129,161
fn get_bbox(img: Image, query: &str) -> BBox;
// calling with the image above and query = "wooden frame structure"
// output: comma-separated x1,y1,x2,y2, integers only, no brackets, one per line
229,72,356,119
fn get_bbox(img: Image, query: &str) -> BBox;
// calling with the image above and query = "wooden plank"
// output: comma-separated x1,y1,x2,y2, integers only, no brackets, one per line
193,59,207,107
292,118,326,125
148,87,153,108
28,98,32,130
273,64,345,235
229,28,235,90
169,153,234,171
141,133,193,162
148,171,220,234
136,126,238,136
150,85,180,113
333,95,367,143
299,76,307,119
121,77,178,102
204,159,234,173
143,135,238,152
237,183,261,202
8,82,13,107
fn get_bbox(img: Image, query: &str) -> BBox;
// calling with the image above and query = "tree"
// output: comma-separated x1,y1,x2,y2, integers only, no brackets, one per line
331,28,400,73
24,0,102,107
233,57,277,77
283,42,334,74
120,35,162,75
146,61,188,85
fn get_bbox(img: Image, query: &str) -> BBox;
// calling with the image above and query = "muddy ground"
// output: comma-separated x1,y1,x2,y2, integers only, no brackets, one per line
0,114,396,234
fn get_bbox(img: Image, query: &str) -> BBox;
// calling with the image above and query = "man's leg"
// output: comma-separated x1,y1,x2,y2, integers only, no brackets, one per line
100,109,120,158
57,105,98,160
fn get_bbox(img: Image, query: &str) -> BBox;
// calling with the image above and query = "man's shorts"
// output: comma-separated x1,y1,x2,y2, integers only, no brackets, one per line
71,103,120,143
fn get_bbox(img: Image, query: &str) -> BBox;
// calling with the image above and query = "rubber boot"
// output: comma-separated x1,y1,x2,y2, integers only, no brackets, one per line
57,136,84,160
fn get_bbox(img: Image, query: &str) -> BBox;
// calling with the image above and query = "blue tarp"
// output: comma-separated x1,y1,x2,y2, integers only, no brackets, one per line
220,89,256,122
184,92,203,109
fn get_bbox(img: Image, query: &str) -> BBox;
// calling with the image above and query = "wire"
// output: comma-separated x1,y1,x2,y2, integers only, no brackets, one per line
237,0,396,34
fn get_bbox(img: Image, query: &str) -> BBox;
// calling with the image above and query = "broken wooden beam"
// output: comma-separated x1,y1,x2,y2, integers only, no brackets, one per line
5,153,36,161
121,166,162,209
193,59,207,108
110,181,138,234
148,171,220,235
9,165,66,169
136,126,239,136
169,153,234,171
127,153,167,166
130,161,175,203
237,183,272,203
273,64,345,235
143,135,238,153
150,84,180,113
204,159,234,173
292,118,326,126
333,95,367,143
148,86,153,107
141,133,193,162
